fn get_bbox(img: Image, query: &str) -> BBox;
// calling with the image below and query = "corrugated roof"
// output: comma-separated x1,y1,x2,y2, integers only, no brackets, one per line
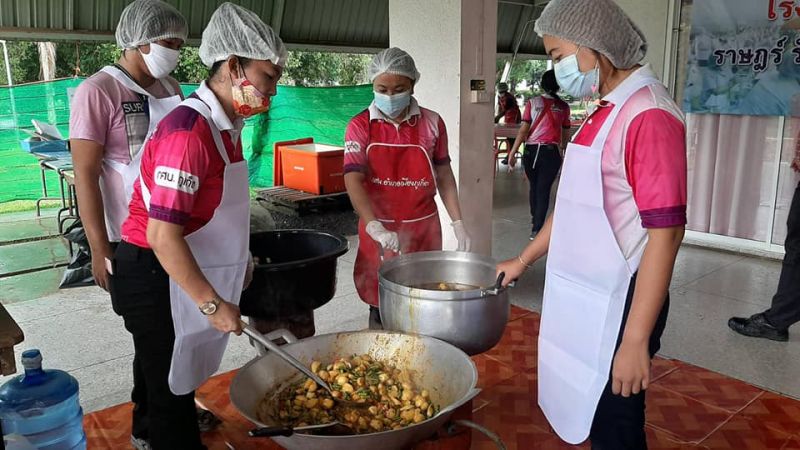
0,0,549,56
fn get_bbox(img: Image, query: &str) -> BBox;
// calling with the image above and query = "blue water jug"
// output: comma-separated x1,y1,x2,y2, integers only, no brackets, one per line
0,350,86,450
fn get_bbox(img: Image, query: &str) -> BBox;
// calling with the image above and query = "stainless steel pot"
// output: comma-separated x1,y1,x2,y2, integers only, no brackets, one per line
379,251,510,355
230,329,479,450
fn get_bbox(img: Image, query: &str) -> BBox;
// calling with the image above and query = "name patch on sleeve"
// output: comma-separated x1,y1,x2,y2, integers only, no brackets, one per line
154,166,200,194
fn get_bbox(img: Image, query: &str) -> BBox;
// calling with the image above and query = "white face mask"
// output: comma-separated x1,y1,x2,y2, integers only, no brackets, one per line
141,43,180,79
554,51,598,99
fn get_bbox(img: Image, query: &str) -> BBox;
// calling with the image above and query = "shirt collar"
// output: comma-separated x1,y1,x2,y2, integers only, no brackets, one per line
602,64,658,105
369,97,422,123
193,81,243,132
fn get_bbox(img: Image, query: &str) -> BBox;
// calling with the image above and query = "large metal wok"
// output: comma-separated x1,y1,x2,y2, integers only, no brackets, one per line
230,329,479,450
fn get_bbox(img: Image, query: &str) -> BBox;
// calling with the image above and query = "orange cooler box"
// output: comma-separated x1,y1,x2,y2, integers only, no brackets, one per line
280,143,345,195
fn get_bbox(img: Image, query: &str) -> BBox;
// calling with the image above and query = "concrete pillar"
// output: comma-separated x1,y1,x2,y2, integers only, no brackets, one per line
389,0,498,255
615,0,677,83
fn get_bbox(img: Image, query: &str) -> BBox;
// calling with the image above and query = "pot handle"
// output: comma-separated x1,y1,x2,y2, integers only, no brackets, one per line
481,272,515,297
376,242,402,263
249,426,294,438
451,420,506,450
264,328,299,344
435,388,481,419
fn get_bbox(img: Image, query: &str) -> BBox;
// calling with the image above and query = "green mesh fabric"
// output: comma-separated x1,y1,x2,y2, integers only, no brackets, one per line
0,78,372,203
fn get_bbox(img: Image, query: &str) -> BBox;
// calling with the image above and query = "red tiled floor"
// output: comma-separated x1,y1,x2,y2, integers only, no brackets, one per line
783,436,800,449
700,414,793,449
739,392,800,436
509,304,535,322
470,373,554,450
655,365,764,412
83,374,278,450
647,427,707,449
651,356,683,382
483,313,539,372
471,426,588,450
645,385,734,444
472,353,518,390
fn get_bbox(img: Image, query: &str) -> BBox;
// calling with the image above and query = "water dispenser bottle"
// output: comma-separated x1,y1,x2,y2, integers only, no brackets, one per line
0,350,86,450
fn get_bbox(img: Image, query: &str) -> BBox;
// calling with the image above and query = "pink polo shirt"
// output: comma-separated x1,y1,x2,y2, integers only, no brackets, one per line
343,98,450,174
571,65,687,260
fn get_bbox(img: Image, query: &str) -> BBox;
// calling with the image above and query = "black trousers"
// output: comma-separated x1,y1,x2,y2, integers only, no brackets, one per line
522,144,562,232
589,273,671,450
109,241,205,450
764,182,800,330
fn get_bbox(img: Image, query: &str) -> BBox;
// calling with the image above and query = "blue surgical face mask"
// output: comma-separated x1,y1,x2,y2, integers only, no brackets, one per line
374,91,411,118
554,51,598,98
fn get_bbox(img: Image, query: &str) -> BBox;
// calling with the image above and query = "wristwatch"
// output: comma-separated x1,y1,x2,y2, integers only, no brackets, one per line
199,297,222,315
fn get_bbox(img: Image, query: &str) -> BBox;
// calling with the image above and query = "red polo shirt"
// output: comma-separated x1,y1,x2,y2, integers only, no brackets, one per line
121,81,245,248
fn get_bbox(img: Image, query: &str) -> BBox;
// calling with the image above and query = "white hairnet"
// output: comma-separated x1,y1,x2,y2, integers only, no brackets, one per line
368,47,420,83
199,2,288,68
115,0,188,49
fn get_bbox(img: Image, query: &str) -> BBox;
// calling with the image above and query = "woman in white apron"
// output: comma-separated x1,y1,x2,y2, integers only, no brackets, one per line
70,0,187,292
108,4,286,449
497,1,687,448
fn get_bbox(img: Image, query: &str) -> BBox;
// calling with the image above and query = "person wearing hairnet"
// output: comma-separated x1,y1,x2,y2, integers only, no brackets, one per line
344,47,471,329
108,3,285,449
497,0,686,448
70,0,187,294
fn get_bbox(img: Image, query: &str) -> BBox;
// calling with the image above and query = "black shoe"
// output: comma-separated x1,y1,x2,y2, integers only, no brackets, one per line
197,407,221,432
728,313,789,342
501,158,509,165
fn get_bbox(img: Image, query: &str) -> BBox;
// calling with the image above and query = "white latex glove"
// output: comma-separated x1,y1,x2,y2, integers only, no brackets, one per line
366,220,400,252
243,252,257,290
452,220,472,252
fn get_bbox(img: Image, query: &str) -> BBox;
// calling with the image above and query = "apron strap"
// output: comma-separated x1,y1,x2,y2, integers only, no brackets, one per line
590,75,661,148
101,65,151,97
102,65,180,98
181,98,232,166
159,77,177,96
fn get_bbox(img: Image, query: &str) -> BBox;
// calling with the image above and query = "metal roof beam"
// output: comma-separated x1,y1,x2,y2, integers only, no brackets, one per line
271,0,285,36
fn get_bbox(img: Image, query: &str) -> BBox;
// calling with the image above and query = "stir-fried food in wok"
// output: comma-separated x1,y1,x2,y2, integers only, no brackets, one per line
261,354,440,434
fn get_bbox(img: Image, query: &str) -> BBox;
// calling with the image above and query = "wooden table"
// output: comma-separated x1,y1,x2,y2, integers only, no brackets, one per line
0,303,23,375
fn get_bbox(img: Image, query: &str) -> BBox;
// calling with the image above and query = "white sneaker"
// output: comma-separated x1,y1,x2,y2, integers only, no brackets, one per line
130,435,152,450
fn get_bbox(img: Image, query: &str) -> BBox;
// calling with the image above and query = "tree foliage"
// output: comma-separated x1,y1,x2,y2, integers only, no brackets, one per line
495,57,548,92
1,41,39,84
1,42,371,86
283,50,371,86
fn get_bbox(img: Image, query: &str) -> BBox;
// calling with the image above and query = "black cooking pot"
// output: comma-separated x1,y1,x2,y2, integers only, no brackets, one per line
240,230,349,318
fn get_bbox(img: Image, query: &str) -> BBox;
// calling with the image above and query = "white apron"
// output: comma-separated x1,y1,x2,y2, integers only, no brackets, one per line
99,65,182,241
140,97,250,396
538,72,660,444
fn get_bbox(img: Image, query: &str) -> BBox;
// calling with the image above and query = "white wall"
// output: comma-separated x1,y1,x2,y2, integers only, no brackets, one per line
615,0,674,81
389,0,498,255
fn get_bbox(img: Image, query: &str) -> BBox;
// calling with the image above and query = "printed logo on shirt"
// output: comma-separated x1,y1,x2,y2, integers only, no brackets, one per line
345,141,361,154
370,176,431,190
122,101,147,115
154,166,200,194
122,101,149,159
